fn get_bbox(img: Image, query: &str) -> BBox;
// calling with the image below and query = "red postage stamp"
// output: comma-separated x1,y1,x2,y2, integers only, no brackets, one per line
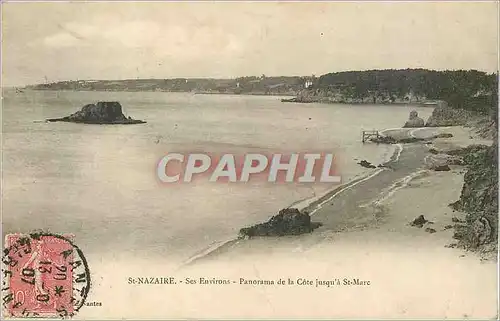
2,233,91,318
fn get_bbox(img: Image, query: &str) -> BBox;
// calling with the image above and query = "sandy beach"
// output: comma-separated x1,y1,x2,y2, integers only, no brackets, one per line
168,125,498,319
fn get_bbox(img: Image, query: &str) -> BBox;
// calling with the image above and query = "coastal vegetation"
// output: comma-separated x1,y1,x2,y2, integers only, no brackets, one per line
315,69,496,111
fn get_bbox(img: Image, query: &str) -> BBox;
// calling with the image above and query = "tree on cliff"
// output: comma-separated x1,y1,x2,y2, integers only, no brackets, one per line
316,69,497,113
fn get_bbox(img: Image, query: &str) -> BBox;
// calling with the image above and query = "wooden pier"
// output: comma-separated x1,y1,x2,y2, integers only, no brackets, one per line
362,130,380,143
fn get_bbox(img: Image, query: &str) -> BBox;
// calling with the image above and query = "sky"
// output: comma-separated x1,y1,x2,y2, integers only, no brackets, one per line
2,1,499,86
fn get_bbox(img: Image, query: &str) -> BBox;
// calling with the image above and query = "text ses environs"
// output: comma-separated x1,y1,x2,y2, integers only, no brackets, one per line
127,277,371,287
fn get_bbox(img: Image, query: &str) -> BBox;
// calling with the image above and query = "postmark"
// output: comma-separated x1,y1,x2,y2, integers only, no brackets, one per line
2,232,91,318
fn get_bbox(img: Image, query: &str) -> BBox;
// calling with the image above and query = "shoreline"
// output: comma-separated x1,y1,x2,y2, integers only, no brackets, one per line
281,98,440,108
13,89,445,111
180,164,391,268
11,88,441,107
180,152,397,267
181,125,494,268
181,129,411,267
14,88,295,98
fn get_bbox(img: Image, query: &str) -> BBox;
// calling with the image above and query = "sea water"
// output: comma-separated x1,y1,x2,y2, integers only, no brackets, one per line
2,89,433,263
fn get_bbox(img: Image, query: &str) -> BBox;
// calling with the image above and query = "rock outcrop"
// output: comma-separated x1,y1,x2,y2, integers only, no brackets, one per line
430,164,451,171
475,119,497,139
433,133,453,138
369,135,425,144
425,153,464,168
358,160,376,169
444,144,490,164
410,215,429,228
47,102,146,124
403,110,425,128
371,132,453,145
425,104,476,127
239,208,321,237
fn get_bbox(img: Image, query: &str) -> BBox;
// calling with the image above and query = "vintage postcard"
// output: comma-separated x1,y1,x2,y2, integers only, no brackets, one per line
1,1,499,319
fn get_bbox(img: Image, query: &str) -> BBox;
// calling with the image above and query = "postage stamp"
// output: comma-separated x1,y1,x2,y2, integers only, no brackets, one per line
2,232,91,318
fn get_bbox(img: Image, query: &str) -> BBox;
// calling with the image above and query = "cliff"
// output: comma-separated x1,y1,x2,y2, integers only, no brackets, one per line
282,88,433,105
47,102,146,124
403,110,425,128
425,103,479,127
450,139,498,250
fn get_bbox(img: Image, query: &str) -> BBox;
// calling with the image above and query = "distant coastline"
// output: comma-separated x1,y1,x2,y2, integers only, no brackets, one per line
24,76,308,96
23,69,496,111
13,87,439,107
193,91,296,97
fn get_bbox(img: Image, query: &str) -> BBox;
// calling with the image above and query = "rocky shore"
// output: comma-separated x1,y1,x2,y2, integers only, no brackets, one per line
232,115,497,250
280,89,439,106
46,101,146,124
375,124,498,252
421,101,498,252
448,141,498,249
